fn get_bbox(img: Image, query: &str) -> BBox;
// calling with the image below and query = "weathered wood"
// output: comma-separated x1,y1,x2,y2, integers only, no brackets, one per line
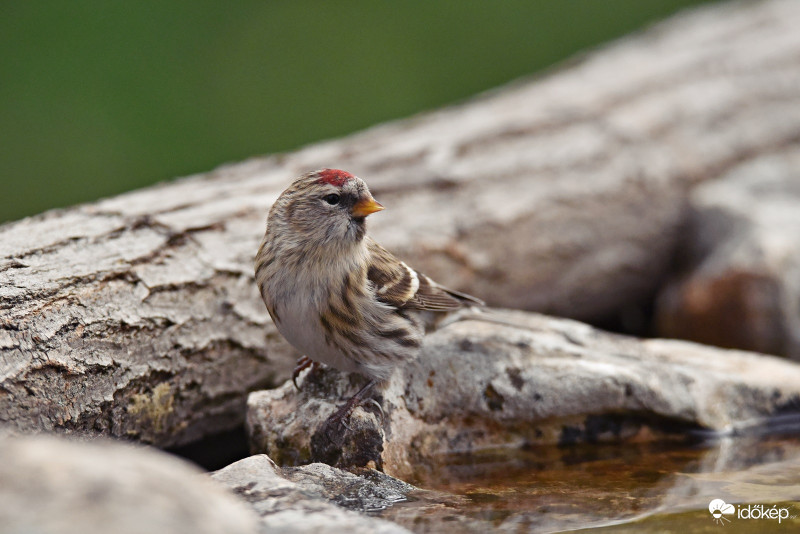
656,147,800,359
2,0,800,446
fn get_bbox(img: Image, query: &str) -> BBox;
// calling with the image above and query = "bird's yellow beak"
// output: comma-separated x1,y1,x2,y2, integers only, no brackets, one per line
351,196,384,218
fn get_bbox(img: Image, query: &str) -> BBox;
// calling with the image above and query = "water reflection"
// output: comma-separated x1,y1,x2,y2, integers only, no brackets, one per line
380,432,800,532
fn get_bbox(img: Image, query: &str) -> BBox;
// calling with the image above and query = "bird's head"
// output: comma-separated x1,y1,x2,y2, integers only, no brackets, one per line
270,168,384,248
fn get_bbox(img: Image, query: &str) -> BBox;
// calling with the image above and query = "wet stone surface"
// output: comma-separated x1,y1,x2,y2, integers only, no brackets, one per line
212,455,411,534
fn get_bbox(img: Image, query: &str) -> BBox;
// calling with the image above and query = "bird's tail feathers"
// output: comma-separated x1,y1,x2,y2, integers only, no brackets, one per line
441,286,485,307
434,306,538,333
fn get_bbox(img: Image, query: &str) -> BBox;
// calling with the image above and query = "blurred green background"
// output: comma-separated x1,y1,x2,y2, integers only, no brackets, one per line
0,0,713,224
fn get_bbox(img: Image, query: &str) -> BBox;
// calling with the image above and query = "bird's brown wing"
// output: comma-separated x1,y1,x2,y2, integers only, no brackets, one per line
365,238,484,311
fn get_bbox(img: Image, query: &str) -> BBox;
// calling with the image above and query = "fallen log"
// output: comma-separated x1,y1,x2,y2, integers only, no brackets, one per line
2,0,800,446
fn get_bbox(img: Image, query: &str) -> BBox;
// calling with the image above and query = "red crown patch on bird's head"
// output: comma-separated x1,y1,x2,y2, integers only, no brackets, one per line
317,168,354,187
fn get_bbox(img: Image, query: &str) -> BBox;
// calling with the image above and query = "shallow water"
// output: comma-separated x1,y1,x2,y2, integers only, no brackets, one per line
380,432,800,533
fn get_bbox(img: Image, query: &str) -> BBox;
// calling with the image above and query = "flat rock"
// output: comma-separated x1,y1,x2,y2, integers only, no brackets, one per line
212,455,412,534
657,149,800,360
247,310,800,479
0,433,259,534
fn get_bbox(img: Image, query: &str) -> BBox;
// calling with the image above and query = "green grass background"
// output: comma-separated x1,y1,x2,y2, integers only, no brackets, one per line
0,0,712,223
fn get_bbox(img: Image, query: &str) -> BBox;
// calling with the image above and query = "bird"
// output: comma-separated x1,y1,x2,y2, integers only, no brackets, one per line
254,168,483,430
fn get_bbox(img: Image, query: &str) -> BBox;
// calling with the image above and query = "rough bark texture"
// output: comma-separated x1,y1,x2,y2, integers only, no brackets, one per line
247,310,800,479
2,0,800,446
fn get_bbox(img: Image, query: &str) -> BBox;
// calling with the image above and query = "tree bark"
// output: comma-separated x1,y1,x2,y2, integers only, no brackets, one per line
2,0,800,447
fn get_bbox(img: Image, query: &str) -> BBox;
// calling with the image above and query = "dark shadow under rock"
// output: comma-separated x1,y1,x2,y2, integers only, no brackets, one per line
168,425,251,471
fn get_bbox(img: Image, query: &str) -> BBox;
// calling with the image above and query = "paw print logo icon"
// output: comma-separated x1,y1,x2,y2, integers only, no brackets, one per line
709,499,735,525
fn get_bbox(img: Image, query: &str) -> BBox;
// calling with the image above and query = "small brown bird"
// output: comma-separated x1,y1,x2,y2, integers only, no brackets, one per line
255,169,483,422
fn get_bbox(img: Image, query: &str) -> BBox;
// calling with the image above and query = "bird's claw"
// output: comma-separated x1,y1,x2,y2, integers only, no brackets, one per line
325,397,382,436
318,379,381,444
364,398,385,424
291,356,315,390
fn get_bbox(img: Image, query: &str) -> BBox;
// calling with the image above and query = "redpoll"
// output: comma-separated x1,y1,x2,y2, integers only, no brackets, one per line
255,169,483,424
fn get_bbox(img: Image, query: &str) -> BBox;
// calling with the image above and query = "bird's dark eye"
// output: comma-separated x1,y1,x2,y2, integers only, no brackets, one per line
323,194,340,205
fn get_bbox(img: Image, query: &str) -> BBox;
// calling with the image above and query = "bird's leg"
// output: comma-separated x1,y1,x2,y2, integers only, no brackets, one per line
291,356,319,390
330,379,378,422
322,378,380,444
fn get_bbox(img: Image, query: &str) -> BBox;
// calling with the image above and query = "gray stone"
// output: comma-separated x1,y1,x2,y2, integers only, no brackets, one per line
0,433,259,534
657,149,800,360
247,310,800,479
212,455,412,534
